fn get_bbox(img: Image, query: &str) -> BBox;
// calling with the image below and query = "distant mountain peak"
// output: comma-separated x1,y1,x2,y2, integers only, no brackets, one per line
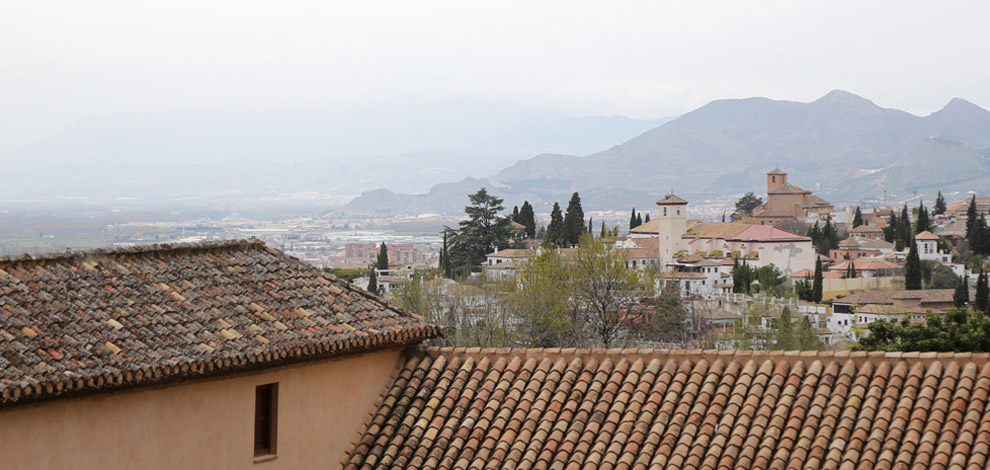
936,97,990,115
813,89,876,106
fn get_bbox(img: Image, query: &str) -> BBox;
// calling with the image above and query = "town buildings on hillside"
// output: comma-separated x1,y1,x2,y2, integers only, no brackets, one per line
745,168,834,224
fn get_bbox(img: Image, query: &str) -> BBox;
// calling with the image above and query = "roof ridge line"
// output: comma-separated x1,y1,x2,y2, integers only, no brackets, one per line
0,238,266,267
410,346,990,365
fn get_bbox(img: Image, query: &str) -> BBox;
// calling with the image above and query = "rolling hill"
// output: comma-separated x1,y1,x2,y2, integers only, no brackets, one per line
342,90,990,215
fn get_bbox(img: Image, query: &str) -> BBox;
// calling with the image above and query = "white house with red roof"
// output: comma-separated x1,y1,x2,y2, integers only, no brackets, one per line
644,194,816,275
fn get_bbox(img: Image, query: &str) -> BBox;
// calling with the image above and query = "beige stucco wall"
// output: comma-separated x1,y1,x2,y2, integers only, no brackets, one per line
0,349,402,470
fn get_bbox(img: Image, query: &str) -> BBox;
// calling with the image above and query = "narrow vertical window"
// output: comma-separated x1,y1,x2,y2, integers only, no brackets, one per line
255,383,278,457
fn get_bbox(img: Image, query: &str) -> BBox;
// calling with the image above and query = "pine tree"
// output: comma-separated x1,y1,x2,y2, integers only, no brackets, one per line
977,271,990,313
954,275,969,308
629,208,637,230
905,241,922,290
934,191,947,216
544,202,565,247
562,192,585,246
852,206,863,228
367,268,379,294
812,257,823,303
377,242,389,270
447,188,513,272
915,201,931,234
774,307,795,350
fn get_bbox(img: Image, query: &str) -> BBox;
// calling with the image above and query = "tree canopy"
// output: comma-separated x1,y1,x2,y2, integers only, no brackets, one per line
734,192,763,219
515,201,536,239
447,188,513,274
562,192,586,246
857,308,990,352
852,207,863,228
904,241,922,290
543,202,565,247
377,242,389,270
934,191,947,216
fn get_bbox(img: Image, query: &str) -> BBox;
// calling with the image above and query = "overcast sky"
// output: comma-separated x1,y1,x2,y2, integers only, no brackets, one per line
3,1,989,152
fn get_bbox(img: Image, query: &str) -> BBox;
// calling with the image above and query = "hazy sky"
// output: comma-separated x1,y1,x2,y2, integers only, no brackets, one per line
3,1,990,150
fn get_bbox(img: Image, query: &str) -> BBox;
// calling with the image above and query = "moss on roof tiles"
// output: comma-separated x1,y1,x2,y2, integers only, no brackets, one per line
0,239,438,408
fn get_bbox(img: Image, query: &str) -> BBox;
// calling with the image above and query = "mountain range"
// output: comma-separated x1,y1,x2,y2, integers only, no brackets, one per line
341,90,990,216
0,101,670,203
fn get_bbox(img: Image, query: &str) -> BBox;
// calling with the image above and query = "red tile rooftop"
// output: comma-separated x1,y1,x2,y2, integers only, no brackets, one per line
343,347,990,470
0,240,438,408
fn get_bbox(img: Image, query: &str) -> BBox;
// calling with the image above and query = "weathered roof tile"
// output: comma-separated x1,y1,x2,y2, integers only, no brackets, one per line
342,348,990,470
0,240,438,407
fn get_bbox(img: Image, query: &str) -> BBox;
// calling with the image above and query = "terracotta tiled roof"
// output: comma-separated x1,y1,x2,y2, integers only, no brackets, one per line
768,182,809,194
343,347,990,470
834,289,954,306
629,220,659,234
829,260,902,272
487,248,536,259
851,225,884,234
915,231,940,241
657,194,688,205
732,225,810,242
684,222,751,240
790,269,844,279
0,240,438,408
767,168,787,175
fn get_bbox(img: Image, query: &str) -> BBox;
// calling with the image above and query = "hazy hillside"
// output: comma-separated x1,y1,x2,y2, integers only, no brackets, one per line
342,90,990,215
2,101,671,201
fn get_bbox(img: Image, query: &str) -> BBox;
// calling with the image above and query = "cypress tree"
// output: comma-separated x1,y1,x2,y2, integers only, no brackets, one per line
587,217,593,235
884,211,898,243
636,213,643,227
905,241,922,290
934,191,947,216
440,230,452,278
644,213,651,224
850,261,856,279
377,242,389,270
954,274,969,308
974,214,990,255
512,205,519,221
852,207,863,228
600,220,606,238
544,203,564,247
812,258,823,303
774,307,795,350
367,268,379,294
967,195,979,242
915,201,931,234
796,316,821,350
629,208,637,230
977,271,990,313
898,204,912,246
518,201,536,239
562,192,585,246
